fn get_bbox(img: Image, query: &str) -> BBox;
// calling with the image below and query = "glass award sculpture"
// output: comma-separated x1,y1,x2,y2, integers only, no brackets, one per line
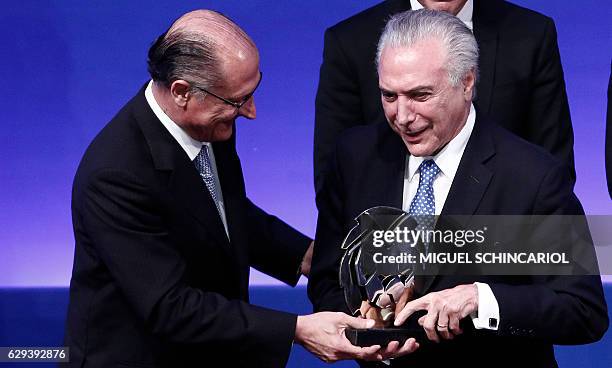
339,206,426,346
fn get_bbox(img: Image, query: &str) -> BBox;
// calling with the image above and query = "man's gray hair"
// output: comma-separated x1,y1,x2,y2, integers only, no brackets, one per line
376,9,479,89
147,30,220,91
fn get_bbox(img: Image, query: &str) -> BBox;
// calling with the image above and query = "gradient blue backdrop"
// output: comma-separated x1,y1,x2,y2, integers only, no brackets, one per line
1,0,610,288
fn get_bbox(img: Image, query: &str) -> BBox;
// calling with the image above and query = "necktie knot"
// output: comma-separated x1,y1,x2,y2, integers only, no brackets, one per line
409,159,440,217
417,159,440,187
194,146,213,178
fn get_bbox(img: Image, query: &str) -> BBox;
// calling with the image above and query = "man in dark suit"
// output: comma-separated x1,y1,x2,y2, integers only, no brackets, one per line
309,10,607,366
65,10,411,367
314,0,575,195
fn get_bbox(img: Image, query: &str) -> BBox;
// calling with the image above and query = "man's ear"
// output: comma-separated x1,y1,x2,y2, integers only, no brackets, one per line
169,80,192,108
463,69,476,101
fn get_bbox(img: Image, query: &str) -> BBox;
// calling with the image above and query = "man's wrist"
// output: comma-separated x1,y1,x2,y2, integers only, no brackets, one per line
471,282,499,330
294,315,306,345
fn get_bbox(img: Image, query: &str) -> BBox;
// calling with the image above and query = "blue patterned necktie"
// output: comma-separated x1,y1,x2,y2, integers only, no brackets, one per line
409,159,441,219
408,159,440,282
409,160,441,257
194,145,221,215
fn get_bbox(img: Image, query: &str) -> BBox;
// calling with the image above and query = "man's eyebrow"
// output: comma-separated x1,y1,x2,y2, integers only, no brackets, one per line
229,93,248,102
407,86,433,94
230,84,259,102
379,85,433,94
221,90,249,103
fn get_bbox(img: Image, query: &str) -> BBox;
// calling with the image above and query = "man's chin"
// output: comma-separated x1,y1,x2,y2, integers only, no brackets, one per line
405,142,435,157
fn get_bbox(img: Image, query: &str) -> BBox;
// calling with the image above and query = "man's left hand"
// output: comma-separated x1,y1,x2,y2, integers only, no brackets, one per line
393,284,478,342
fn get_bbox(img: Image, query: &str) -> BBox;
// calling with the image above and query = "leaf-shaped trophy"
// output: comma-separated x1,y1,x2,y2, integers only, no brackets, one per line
339,206,427,346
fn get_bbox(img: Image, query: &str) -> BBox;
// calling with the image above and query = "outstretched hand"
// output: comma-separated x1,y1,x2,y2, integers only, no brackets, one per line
295,312,419,363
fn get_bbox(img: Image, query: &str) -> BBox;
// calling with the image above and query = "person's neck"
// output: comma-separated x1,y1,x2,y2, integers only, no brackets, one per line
417,0,468,16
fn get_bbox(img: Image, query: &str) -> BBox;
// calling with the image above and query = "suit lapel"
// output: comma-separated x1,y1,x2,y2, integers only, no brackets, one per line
441,116,495,217
473,0,499,116
210,133,250,269
132,88,233,253
166,156,232,251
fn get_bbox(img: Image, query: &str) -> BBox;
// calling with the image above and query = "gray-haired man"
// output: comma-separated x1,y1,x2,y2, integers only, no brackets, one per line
310,9,607,367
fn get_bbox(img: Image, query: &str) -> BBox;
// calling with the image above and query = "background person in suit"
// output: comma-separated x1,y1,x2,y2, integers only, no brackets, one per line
65,10,417,367
309,10,608,366
314,0,576,196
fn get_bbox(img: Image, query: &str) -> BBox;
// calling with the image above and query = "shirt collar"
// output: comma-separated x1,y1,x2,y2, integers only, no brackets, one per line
145,80,210,161
407,103,476,182
410,0,473,30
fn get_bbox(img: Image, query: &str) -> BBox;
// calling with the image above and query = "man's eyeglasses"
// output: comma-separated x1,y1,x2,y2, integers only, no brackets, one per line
192,71,263,112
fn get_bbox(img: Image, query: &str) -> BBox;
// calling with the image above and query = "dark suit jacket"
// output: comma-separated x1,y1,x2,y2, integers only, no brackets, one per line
314,0,575,194
65,86,311,368
309,116,608,367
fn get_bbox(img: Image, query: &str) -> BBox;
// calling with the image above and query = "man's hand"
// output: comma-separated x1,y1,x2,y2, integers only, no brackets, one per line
300,241,314,277
360,281,415,327
295,312,419,363
394,284,478,342
359,301,390,328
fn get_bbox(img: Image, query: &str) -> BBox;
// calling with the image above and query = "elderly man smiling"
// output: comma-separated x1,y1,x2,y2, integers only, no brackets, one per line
309,9,607,367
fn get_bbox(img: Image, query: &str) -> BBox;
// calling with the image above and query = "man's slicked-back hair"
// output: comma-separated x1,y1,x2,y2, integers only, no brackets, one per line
376,9,479,90
147,10,256,93
147,28,220,90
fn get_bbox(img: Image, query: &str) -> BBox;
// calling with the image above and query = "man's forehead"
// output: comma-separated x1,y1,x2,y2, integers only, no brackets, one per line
378,43,447,90
380,39,446,68
216,60,261,98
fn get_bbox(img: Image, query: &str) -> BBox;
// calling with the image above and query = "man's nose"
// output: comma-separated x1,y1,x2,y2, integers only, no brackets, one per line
396,97,416,126
239,97,256,120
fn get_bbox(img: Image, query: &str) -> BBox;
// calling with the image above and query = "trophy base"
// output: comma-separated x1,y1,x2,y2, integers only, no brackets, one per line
344,327,425,347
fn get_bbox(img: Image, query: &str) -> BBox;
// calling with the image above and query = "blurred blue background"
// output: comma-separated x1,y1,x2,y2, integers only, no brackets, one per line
0,1,610,366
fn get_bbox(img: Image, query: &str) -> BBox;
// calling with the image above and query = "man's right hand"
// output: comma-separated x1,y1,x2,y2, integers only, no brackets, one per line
295,312,419,363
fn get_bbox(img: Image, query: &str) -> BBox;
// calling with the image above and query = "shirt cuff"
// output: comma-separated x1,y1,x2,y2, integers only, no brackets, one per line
470,282,499,330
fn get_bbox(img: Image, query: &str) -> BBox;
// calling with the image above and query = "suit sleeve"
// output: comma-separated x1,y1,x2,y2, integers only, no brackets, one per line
79,168,296,367
245,198,311,286
488,162,609,344
525,18,576,182
314,27,365,195
309,142,352,314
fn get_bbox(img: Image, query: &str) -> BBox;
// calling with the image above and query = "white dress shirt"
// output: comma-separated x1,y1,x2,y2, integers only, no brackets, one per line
401,104,499,330
144,81,229,236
